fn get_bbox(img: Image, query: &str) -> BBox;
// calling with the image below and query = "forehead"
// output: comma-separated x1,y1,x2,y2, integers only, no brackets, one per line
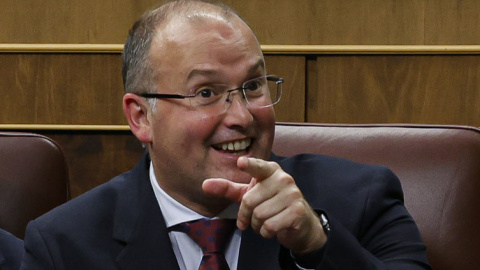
149,10,264,82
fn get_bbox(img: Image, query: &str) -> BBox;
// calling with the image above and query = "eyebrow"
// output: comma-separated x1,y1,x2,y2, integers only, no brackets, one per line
186,58,265,81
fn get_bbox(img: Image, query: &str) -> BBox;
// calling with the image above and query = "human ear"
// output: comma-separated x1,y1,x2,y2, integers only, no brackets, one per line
122,93,152,143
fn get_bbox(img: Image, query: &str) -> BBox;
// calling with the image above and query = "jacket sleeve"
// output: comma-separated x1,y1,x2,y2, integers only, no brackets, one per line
281,167,432,270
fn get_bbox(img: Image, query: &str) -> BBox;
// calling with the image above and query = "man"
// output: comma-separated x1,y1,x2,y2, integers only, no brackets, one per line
21,1,431,269
0,228,23,270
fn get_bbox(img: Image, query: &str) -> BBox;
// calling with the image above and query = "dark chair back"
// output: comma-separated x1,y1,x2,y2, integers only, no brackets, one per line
273,123,480,270
0,132,69,238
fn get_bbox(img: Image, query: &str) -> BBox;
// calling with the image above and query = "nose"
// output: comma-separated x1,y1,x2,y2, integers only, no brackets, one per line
225,87,245,104
222,91,253,128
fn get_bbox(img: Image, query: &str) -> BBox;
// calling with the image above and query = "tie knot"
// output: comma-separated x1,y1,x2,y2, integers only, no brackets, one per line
176,218,236,254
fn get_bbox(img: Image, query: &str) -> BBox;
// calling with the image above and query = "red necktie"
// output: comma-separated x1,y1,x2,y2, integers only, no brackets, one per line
175,219,236,270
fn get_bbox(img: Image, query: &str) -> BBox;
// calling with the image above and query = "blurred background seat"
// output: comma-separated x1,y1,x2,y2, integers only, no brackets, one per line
0,132,69,239
273,122,480,270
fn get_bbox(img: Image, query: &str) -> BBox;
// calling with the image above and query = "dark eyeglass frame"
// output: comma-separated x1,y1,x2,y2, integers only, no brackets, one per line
135,75,283,108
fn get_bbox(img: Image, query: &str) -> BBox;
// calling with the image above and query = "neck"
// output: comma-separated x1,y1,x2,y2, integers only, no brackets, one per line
172,191,233,217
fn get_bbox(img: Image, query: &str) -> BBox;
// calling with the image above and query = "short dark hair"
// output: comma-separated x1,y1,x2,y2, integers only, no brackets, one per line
121,0,241,94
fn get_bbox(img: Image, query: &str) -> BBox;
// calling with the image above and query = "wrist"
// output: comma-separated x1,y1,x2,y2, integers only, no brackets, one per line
293,211,329,255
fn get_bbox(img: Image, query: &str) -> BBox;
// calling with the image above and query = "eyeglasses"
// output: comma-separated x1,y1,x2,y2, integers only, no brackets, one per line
136,75,283,113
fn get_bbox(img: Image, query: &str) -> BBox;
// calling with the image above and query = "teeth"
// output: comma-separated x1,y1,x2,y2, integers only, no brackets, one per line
216,138,251,152
240,140,246,149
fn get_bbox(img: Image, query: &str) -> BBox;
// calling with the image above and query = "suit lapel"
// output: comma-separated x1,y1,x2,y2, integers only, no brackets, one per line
115,205,180,270
112,153,180,270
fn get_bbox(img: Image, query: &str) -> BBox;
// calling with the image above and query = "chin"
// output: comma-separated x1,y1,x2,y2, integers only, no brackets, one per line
224,170,253,185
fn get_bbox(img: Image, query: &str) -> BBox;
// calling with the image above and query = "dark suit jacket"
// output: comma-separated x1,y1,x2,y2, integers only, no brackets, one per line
0,228,23,270
21,153,430,269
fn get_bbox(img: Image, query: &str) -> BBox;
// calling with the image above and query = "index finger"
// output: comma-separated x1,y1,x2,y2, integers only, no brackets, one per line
237,156,279,181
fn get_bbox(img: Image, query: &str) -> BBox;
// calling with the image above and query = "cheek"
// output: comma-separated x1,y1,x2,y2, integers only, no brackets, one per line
180,112,222,143
251,107,276,155
253,107,276,130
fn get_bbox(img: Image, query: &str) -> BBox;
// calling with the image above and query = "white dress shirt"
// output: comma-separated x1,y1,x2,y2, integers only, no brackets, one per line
149,162,242,270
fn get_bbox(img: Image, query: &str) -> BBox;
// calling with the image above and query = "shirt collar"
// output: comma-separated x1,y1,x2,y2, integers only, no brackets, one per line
149,161,238,228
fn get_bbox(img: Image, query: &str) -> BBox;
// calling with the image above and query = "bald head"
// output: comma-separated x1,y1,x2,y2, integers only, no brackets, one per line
122,0,259,95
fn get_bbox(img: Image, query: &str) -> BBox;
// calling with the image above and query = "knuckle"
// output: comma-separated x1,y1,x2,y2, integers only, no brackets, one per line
252,207,267,221
262,220,277,235
268,161,281,170
282,186,303,203
242,195,255,209
276,172,295,186
290,200,308,217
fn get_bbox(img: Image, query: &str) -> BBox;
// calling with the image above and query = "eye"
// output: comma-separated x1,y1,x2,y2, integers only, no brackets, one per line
198,89,215,98
192,85,224,106
194,86,221,98
244,79,263,91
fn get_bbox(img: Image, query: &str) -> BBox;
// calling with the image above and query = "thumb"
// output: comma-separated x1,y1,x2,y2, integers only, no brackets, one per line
202,178,250,204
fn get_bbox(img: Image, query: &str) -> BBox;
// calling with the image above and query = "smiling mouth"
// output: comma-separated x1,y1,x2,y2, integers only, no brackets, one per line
212,138,252,155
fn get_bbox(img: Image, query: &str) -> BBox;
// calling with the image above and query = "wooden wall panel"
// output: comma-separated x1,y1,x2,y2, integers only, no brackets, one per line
0,53,125,124
0,53,305,124
264,56,306,122
307,55,480,126
233,0,426,45
425,0,480,44
0,0,162,44
2,0,480,45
